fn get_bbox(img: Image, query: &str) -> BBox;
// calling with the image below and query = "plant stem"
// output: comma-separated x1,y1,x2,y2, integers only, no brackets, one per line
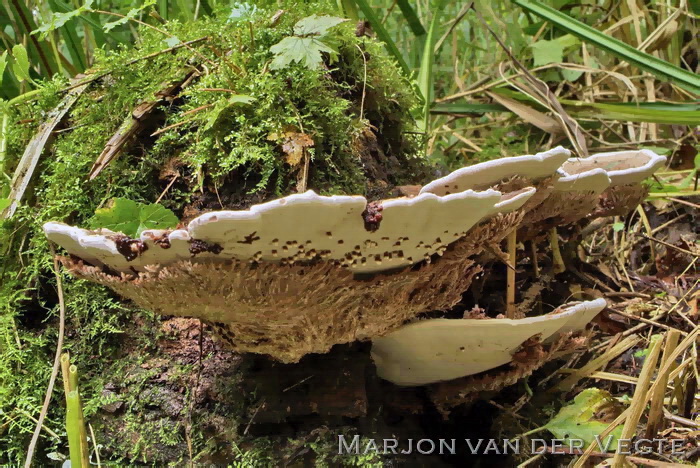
550,227,565,274
23,246,66,468
506,229,517,319
65,390,83,467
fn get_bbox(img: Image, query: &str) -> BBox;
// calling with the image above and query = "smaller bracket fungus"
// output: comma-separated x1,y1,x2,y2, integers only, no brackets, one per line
370,298,606,386
561,149,666,218
519,168,612,238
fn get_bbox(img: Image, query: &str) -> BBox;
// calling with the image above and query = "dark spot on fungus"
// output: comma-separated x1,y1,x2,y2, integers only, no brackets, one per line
337,240,344,244
361,201,383,232
237,231,260,244
114,235,148,262
152,233,171,249
188,239,223,256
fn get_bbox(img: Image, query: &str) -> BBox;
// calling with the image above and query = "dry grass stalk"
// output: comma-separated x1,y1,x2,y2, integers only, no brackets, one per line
645,330,681,439
554,334,641,392
611,334,663,466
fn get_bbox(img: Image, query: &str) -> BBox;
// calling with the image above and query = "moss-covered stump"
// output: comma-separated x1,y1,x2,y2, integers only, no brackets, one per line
0,1,442,464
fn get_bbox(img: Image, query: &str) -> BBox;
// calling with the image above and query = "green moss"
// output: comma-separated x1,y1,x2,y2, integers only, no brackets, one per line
1,2,429,464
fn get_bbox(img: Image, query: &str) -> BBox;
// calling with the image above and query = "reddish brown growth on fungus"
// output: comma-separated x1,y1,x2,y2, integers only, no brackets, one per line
188,239,223,256
361,201,383,232
113,235,148,261
153,233,172,249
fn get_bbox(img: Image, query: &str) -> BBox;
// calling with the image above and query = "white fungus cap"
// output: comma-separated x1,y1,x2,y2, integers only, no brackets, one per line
420,146,571,196
44,188,534,275
561,149,666,187
371,298,606,386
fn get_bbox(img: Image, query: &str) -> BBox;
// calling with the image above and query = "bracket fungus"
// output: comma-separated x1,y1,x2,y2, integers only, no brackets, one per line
560,149,667,218
370,299,607,386
43,148,663,365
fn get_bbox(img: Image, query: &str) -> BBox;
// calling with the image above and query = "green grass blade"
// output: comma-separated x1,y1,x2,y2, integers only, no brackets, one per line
8,0,59,78
396,0,426,37
566,101,700,125
513,0,700,95
492,87,700,124
338,0,359,20
432,102,508,114
48,0,87,72
417,12,440,133
158,0,169,21
352,0,410,76
175,0,194,21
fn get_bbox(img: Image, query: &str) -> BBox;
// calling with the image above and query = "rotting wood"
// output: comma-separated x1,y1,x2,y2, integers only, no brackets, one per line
2,80,90,219
88,70,199,180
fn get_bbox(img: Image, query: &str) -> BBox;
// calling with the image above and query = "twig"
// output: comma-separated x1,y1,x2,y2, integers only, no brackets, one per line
24,245,66,468
88,423,102,467
641,234,697,257
612,309,688,335
59,37,209,94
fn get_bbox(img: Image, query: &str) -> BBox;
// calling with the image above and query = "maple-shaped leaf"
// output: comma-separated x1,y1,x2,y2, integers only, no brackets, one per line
293,15,347,36
270,37,335,70
269,15,346,70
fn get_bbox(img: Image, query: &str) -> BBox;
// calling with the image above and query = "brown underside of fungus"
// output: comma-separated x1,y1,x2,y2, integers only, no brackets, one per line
44,147,665,371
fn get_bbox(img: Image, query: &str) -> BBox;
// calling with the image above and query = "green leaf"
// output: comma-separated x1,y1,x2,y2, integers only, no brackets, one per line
203,95,255,130
11,45,30,82
531,39,564,66
33,0,94,39
293,14,346,36
137,204,178,237
89,198,140,236
514,0,700,94
612,221,624,232
396,0,426,37
0,51,7,87
164,36,181,47
544,389,624,450
0,198,10,213
227,2,258,22
640,146,672,156
270,37,335,70
88,198,178,237
561,68,583,82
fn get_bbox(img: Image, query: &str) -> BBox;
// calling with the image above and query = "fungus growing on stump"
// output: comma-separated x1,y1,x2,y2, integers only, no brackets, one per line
45,186,533,362
43,149,663,370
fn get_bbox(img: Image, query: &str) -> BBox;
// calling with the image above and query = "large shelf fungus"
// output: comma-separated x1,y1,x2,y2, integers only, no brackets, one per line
43,148,663,364
45,185,534,362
